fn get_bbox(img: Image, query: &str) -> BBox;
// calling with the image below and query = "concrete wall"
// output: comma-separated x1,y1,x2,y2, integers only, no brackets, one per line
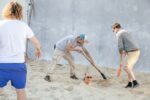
1,0,150,72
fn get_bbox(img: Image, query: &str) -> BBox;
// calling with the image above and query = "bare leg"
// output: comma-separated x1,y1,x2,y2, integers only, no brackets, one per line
129,68,136,80
124,67,133,82
16,89,26,100
0,88,4,94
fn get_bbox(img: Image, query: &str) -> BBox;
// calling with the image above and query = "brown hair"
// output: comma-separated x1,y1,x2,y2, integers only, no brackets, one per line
2,1,23,20
112,23,122,29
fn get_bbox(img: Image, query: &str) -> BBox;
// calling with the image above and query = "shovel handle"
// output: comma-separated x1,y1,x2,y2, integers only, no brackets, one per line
81,52,107,79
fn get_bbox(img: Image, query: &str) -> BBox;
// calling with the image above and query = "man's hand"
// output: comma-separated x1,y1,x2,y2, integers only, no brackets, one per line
120,60,123,66
76,49,83,53
30,36,41,59
123,51,127,56
35,48,41,58
90,60,95,66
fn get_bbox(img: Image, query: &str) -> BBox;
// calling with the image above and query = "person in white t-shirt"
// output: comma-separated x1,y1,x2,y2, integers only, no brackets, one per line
0,2,41,100
44,34,96,82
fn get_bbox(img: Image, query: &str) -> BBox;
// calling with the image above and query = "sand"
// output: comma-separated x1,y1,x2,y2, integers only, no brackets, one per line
0,60,150,100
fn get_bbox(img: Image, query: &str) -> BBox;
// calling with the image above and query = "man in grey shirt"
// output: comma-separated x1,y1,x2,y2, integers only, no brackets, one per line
112,23,140,88
44,34,96,82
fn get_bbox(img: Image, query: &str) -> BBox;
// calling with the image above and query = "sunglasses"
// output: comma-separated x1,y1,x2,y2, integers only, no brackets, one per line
86,76,92,79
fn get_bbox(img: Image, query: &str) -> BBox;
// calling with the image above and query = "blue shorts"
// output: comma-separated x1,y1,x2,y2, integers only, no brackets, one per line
0,63,27,89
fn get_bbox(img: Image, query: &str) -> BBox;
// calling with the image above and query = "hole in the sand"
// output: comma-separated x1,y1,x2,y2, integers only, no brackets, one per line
97,79,113,87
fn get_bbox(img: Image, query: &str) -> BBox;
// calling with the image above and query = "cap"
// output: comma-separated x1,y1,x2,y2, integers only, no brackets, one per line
79,34,88,41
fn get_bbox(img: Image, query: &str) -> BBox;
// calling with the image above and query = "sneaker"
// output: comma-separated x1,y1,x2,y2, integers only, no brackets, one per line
70,74,79,80
125,82,133,88
133,80,140,88
44,75,51,82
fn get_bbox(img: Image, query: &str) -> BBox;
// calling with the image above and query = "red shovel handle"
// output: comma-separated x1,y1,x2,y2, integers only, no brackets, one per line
117,64,123,77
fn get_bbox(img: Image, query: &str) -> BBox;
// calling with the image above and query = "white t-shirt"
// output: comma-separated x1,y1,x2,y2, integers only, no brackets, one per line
56,35,83,51
0,19,34,63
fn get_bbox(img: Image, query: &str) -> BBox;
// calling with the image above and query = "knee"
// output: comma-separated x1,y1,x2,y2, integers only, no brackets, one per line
0,88,3,94
52,57,57,61
124,66,130,71
71,56,74,61
16,89,25,95
124,66,133,72
68,60,75,66
51,57,57,64
16,89,26,100
67,57,74,64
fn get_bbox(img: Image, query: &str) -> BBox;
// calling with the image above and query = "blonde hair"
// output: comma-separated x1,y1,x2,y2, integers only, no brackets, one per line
2,1,23,20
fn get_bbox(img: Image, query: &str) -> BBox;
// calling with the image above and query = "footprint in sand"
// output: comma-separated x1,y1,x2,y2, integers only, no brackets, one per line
0,95,9,100
130,90,144,95
136,91,144,95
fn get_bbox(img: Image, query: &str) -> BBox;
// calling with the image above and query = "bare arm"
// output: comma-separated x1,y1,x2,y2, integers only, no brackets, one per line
119,49,127,65
66,43,82,52
30,36,41,58
119,49,123,65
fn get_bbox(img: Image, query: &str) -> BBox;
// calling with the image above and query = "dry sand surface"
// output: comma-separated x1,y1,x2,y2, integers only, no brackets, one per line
0,60,150,100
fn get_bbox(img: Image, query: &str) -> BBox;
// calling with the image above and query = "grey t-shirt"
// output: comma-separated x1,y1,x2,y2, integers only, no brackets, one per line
56,35,83,51
116,30,140,52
